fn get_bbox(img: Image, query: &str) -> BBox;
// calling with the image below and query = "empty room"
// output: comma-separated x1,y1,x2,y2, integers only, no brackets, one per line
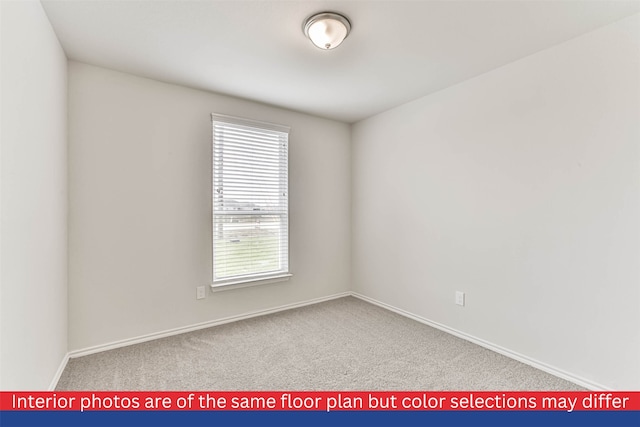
1,0,639,395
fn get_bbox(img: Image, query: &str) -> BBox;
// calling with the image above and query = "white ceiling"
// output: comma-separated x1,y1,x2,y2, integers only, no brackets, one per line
41,0,640,123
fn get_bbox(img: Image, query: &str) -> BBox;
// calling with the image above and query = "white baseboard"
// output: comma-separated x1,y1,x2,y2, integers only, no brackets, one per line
48,352,69,391
68,291,351,359
351,292,611,391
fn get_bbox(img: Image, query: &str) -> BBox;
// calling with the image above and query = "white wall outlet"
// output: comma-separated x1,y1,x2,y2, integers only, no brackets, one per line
196,286,206,300
455,291,465,306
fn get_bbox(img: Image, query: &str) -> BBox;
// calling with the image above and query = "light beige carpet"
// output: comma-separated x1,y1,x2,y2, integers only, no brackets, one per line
56,296,583,390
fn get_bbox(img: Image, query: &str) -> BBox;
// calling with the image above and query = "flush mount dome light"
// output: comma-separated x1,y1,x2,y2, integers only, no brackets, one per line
303,12,351,50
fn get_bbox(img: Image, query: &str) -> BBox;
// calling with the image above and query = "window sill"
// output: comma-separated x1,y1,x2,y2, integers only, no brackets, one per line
210,273,293,292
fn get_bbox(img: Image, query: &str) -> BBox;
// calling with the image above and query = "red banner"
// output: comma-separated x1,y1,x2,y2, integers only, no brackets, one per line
1,391,638,412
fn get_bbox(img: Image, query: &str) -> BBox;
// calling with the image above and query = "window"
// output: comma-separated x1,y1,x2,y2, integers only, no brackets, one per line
211,114,290,288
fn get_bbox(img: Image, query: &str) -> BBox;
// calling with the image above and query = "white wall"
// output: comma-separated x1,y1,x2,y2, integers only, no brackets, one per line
352,14,640,390
0,0,68,389
68,62,351,351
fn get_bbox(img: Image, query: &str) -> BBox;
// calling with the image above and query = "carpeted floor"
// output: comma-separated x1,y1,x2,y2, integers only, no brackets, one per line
56,296,583,390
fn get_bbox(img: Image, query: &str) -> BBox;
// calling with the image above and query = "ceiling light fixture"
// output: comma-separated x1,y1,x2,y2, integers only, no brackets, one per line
303,12,351,50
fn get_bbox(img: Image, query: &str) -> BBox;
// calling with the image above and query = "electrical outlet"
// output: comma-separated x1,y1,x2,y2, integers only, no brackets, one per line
196,286,206,300
455,291,465,307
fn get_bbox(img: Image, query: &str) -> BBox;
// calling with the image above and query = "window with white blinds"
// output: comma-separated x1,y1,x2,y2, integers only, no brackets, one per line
211,114,290,287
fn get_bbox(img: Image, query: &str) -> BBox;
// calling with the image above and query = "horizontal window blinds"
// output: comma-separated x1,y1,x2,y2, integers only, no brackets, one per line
211,114,290,285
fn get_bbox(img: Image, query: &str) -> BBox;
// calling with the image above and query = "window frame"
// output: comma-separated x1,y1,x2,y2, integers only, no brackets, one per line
210,113,291,291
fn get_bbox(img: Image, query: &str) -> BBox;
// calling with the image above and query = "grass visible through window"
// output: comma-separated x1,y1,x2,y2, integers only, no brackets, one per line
214,217,280,279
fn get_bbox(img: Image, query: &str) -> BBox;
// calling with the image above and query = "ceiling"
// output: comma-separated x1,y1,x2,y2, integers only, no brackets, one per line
41,0,640,123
